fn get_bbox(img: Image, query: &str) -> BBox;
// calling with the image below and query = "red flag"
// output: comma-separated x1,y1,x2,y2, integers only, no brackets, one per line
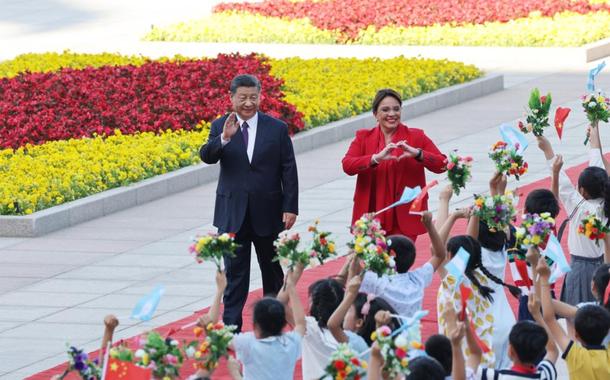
459,284,472,321
105,358,151,380
554,107,571,140
604,282,610,305
514,259,532,290
469,320,492,353
409,180,439,214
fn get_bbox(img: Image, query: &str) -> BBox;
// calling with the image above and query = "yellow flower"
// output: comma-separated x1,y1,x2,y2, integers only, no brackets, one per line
401,358,409,367
328,242,335,252
142,353,150,366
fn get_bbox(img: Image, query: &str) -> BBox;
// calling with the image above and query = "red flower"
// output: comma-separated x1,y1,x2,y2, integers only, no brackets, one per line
334,360,346,370
540,95,547,104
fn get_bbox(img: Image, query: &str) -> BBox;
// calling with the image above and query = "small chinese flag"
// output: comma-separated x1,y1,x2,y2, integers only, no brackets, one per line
409,180,439,214
105,358,151,380
469,320,492,353
459,283,472,321
554,107,571,140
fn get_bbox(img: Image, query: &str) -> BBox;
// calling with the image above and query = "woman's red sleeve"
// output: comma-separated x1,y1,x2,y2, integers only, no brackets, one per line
342,132,374,176
420,132,447,174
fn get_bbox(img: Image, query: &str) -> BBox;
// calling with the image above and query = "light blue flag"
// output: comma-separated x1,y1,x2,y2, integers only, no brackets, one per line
500,123,528,155
444,247,471,284
542,234,571,283
131,285,165,321
587,61,606,92
375,186,421,216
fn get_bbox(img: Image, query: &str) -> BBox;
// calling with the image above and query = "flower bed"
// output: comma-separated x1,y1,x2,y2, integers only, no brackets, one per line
0,52,481,215
143,0,610,46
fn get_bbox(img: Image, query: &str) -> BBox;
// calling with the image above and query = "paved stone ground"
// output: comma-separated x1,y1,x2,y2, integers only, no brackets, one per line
1,1,609,378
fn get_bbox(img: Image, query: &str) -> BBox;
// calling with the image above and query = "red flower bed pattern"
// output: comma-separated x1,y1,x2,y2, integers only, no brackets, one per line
0,54,304,149
215,0,610,39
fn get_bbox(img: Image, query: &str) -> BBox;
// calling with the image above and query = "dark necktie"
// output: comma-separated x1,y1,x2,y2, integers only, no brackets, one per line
242,122,249,148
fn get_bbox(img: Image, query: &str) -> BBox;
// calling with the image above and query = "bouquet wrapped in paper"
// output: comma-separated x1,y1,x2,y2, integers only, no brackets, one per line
473,192,517,232
371,326,410,378
189,232,239,270
515,212,555,249
444,150,473,195
519,88,552,136
273,231,310,271
348,214,395,276
307,220,337,265
578,211,610,246
582,92,610,144
489,141,528,180
135,331,184,379
187,322,236,371
323,343,368,380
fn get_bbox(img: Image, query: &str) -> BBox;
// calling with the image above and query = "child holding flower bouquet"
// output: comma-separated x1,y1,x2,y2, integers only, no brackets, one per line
536,134,610,305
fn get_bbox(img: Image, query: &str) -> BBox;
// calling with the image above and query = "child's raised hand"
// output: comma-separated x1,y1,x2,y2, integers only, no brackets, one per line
346,274,362,296
449,321,466,345
439,184,453,202
374,310,392,327
421,211,434,228
453,207,472,220
441,300,458,327
527,293,542,320
536,257,551,279
525,246,541,267
552,154,563,175
197,314,213,328
216,270,228,291
536,135,552,153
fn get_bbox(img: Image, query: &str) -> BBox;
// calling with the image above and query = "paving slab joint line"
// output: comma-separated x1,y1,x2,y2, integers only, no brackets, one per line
0,74,503,238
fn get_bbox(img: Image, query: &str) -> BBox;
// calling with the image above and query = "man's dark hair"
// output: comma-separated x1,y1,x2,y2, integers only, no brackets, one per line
406,356,446,380
425,334,452,376
372,88,402,113
574,304,610,346
387,235,416,273
230,74,261,94
524,189,560,218
509,321,548,364
252,297,286,338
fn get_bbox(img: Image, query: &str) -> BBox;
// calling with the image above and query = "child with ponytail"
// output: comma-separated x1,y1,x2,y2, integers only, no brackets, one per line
537,132,609,305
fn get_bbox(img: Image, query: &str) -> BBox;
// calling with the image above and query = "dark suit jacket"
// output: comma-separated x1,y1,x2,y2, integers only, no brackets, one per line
200,112,299,236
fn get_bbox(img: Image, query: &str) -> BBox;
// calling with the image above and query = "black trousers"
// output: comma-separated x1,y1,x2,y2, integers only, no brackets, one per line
222,211,284,331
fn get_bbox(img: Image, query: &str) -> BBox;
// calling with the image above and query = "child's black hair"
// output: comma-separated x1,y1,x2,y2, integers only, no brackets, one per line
353,292,368,320
525,189,560,218
478,220,507,252
308,278,344,328
592,264,610,313
406,356,446,380
357,296,400,345
447,235,521,301
424,334,452,376
574,304,610,346
253,297,286,338
387,235,416,273
578,166,610,219
509,321,548,365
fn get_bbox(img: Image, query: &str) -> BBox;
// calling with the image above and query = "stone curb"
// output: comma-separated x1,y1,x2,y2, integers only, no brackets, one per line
584,37,610,62
0,74,503,237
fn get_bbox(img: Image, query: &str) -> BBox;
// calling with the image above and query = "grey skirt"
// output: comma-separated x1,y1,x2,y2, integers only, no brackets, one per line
560,255,603,306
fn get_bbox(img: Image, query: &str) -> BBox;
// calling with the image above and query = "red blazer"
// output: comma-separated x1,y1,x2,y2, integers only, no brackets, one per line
342,124,446,237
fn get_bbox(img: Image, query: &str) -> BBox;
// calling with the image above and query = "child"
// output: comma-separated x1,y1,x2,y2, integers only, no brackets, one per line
368,342,446,380
537,134,609,305
538,258,610,379
357,211,446,318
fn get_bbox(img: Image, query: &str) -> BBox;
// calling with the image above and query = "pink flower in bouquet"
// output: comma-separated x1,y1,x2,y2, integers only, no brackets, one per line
540,95,547,104
165,354,178,364
395,347,407,359
447,161,456,170
379,325,391,337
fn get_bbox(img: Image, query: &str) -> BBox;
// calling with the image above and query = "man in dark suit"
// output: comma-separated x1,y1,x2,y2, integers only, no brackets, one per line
199,74,299,331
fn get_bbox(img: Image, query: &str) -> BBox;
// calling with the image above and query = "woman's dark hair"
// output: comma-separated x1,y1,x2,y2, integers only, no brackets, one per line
308,278,344,328
406,356,446,380
525,189,560,218
424,334,452,376
578,166,610,219
372,88,402,114
357,296,400,345
253,297,286,338
593,263,610,312
447,235,521,301
387,235,416,273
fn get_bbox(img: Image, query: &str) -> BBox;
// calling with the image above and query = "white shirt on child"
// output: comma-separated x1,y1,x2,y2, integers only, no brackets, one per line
302,316,340,380
477,360,557,380
547,148,607,258
233,331,301,380
360,262,434,317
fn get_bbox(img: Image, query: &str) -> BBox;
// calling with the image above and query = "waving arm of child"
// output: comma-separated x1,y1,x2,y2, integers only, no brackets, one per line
422,211,446,272
537,258,571,353
442,301,467,380
528,291,559,363
437,208,471,278
198,270,227,327
286,268,307,337
588,121,609,173
436,185,453,229
367,342,383,380
277,263,305,327
327,275,362,343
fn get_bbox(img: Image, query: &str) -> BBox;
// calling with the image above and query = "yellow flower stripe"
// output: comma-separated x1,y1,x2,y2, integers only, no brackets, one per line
0,125,209,215
268,57,481,127
142,10,610,47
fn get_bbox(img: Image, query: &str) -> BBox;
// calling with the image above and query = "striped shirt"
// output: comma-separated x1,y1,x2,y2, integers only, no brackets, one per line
478,360,557,380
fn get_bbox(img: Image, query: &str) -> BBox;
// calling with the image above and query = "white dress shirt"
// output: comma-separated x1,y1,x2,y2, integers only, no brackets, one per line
547,148,607,258
221,113,258,163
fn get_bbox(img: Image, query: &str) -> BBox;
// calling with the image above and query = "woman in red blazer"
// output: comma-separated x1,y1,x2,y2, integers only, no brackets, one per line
342,88,446,241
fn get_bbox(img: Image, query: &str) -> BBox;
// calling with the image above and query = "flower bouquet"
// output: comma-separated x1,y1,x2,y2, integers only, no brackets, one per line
108,341,135,362
578,212,610,246
472,192,517,232
518,88,552,136
371,326,410,378
273,231,310,271
135,331,184,379
488,141,528,180
189,232,239,270
59,346,101,380
348,214,396,277
187,322,236,371
307,220,337,265
444,150,473,195
323,343,368,380
515,212,555,249
581,92,610,145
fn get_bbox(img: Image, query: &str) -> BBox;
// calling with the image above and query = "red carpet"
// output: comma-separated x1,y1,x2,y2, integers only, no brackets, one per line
28,154,605,379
